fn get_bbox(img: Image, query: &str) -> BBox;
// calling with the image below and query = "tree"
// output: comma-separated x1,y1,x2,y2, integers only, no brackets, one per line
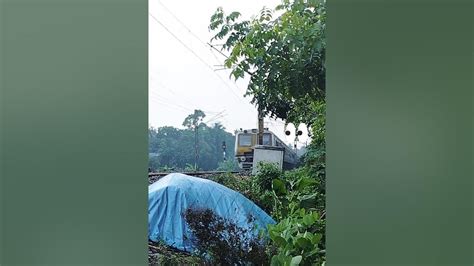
209,0,326,127
182,109,206,129
148,112,236,171
209,1,327,263
182,109,206,169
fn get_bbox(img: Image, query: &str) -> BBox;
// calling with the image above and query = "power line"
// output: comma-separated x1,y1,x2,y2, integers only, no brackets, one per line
156,1,233,70
149,13,245,102
150,82,196,109
150,93,194,112
149,13,213,72
150,74,224,113
149,6,252,108
204,110,227,124
151,86,224,116
157,0,209,47
149,93,193,113
149,99,186,113
149,95,185,112
156,1,233,65
150,79,227,116
149,10,259,124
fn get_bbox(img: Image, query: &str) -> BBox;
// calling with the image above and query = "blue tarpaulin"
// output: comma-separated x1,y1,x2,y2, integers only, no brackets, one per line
148,173,275,252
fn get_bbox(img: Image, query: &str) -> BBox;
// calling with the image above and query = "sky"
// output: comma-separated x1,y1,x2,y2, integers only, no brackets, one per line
149,0,310,147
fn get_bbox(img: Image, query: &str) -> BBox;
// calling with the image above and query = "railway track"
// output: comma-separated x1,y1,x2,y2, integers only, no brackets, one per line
148,170,241,177
148,170,248,184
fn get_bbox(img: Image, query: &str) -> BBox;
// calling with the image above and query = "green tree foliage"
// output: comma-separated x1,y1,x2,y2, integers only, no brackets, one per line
209,0,326,264
209,0,326,126
182,109,206,129
148,112,236,171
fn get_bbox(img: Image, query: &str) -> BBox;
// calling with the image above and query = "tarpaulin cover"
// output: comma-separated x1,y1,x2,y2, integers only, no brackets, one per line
148,173,275,252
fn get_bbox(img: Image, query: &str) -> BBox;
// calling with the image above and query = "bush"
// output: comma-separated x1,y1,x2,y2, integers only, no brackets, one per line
148,241,203,265
251,163,283,215
216,159,240,172
247,162,325,265
183,208,270,265
268,167,325,264
208,173,251,197
206,161,327,265
253,162,282,191
148,155,161,172
268,209,324,265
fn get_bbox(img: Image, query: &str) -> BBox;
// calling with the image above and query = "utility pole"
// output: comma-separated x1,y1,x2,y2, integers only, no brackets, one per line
222,141,227,161
257,109,264,145
194,124,198,171
185,109,204,172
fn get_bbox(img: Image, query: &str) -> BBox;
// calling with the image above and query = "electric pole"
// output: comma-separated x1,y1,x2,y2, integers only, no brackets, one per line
184,109,204,172
193,115,202,172
222,141,227,161
257,109,264,145
194,123,198,171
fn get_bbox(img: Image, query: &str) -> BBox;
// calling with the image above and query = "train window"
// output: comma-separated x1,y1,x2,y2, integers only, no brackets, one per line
238,134,252,146
263,133,272,145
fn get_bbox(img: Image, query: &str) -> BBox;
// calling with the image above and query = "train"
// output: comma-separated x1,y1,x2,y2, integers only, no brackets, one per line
234,128,298,171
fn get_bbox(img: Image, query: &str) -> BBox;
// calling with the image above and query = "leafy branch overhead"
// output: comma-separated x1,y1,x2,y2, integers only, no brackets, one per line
209,0,326,125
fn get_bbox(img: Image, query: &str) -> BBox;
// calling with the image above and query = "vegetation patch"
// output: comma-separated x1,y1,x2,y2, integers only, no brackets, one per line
148,241,203,266
149,0,326,264
183,208,270,265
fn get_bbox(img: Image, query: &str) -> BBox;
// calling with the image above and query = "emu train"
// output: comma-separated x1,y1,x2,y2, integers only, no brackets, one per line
234,128,298,170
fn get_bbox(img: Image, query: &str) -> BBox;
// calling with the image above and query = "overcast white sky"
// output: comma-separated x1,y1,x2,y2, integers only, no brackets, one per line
149,0,309,147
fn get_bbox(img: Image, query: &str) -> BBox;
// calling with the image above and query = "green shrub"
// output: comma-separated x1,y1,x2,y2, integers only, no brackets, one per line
183,208,270,265
207,162,327,265
268,167,325,265
251,163,284,215
216,159,240,172
148,241,203,265
268,209,324,265
184,163,199,172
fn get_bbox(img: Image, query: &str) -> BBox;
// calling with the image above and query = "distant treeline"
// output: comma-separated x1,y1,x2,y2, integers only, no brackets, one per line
148,122,238,172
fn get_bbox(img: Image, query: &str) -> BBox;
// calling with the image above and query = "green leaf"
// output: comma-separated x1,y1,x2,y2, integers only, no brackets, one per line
298,193,318,210
272,235,287,246
296,237,312,249
296,177,318,190
299,208,305,216
271,254,292,266
302,213,316,226
272,179,287,196
311,233,323,245
290,255,302,265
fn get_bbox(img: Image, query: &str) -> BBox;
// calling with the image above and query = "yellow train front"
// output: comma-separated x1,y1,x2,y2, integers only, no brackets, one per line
234,128,297,171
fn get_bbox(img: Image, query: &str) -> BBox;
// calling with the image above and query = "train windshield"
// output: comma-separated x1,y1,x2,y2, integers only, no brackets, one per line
263,133,272,145
238,134,252,146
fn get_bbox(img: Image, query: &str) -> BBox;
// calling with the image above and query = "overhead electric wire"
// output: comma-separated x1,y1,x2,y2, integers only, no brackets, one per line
149,13,244,103
149,98,187,113
150,75,225,114
157,0,233,69
150,75,196,107
150,4,252,105
203,110,227,124
157,0,209,47
149,95,186,112
151,94,194,112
